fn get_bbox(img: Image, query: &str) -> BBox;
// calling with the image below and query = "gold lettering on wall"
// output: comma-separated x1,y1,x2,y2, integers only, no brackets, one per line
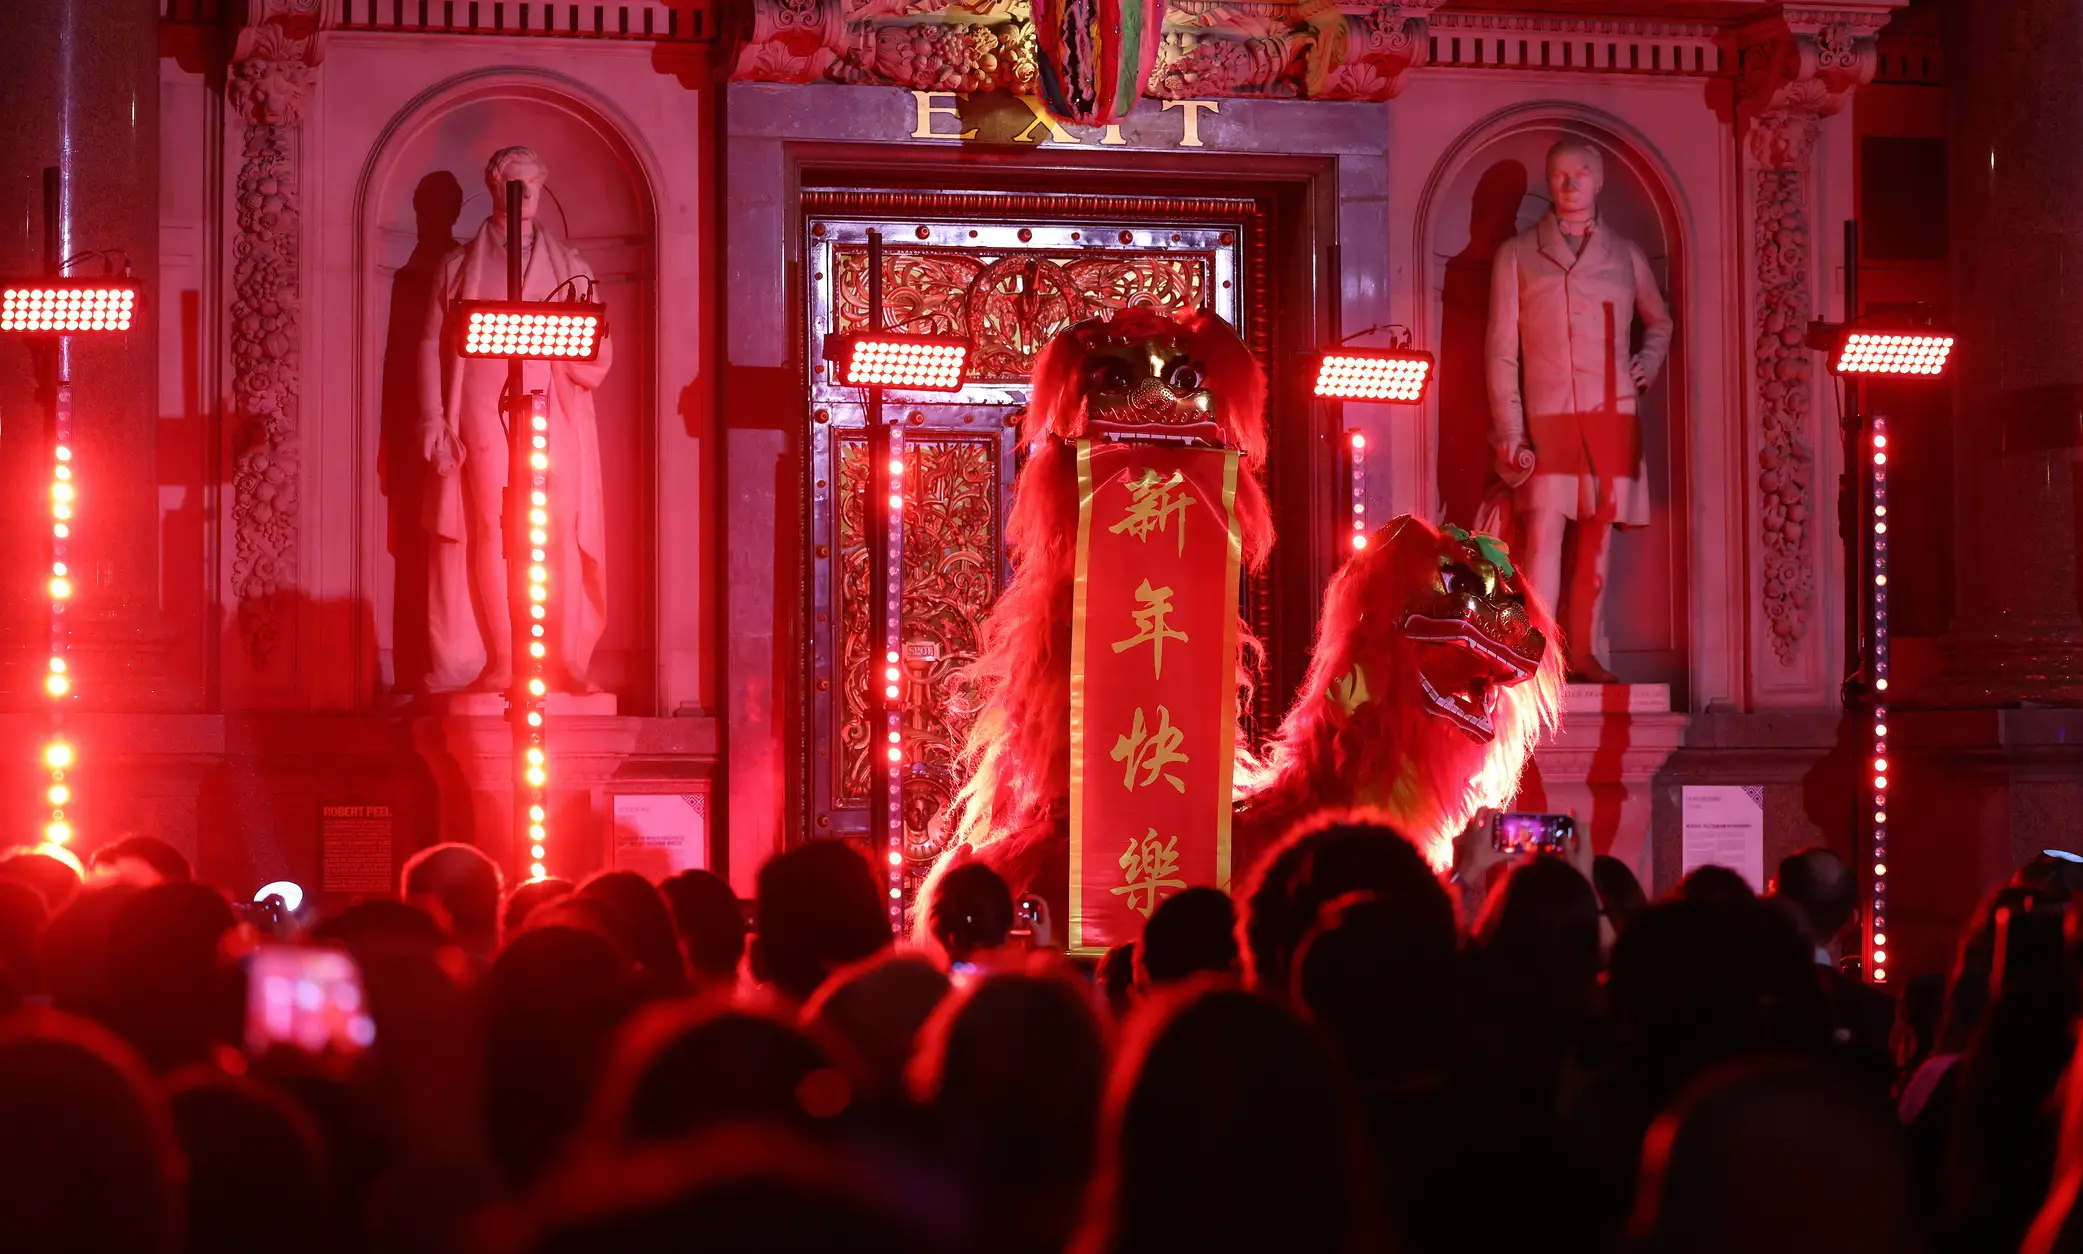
1014,96,1080,144
912,90,979,140
906,90,1224,149
1161,99,1220,148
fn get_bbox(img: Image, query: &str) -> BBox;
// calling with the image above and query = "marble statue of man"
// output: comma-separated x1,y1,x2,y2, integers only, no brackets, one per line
419,145,612,693
1486,138,1673,682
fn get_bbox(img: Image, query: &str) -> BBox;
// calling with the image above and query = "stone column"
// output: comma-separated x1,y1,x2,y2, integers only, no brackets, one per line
223,2,329,688
0,0,171,708
1731,6,1886,706
1936,0,2083,702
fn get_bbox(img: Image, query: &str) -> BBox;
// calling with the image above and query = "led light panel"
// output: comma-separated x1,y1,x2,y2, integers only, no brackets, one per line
1,282,139,333
828,334,971,392
458,302,606,361
1832,331,1954,377
1314,350,1435,403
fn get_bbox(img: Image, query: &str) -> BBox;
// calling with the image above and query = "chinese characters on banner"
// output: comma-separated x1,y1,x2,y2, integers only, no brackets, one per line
1068,440,1243,954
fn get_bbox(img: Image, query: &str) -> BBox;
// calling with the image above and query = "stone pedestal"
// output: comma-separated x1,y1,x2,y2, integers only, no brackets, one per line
1937,0,2083,700
1526,708,1689,881
0,711,718,903
1645,710,1846,896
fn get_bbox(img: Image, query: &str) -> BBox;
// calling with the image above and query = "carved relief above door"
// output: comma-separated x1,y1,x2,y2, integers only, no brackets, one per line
803,192,1266,900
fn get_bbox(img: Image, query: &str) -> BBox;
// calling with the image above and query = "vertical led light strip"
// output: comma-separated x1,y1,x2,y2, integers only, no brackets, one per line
43,380,75,845
882,429,907,925
521,393,551,880
1869,415,1890,983
1347,430,1368,552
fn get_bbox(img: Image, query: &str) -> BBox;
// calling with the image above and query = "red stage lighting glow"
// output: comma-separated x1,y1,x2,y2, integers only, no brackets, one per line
1828,329,1954,377
826,333,971,392
1314,350,1435,403
458,302,606,361
0,281,138,333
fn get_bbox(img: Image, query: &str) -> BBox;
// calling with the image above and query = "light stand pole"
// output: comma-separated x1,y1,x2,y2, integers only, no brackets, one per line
818,241,970,930
1839,220,1874,709
448,184,606,883
1836,219,1885,983
863,228,907,928
505,178,552,880
3,171,138,848
1816,218,1953,985
42,167,76,846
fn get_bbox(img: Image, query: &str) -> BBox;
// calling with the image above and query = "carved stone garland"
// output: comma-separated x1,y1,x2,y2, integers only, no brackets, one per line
226,17,322,668
737,0,1440,104
1750,147,1816,663
1735,13,1881,666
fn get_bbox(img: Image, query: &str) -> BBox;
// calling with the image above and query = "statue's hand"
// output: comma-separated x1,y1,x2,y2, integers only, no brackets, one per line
1496,443,1536,488
420,421,459,475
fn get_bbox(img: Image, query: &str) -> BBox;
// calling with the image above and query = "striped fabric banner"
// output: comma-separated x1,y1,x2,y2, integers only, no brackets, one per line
1033,0,1166,126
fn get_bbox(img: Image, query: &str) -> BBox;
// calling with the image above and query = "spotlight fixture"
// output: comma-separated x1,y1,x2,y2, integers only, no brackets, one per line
1809,320,1954,378
824,332,971,392
456,300,607,362
0,279,140,333
1313,348,1435,403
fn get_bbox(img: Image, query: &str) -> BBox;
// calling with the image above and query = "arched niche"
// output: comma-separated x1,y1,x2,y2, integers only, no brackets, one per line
1422,110,1690,694
359,77,656,706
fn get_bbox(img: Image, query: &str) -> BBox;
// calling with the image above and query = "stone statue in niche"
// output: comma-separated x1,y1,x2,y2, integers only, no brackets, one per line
418,146,613,694
1486,138,1673,682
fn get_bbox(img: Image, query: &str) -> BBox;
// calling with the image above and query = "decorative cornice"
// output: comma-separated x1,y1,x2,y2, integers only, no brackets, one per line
1428,11,1724,77
167,0,716,42
1431,11,1718,40
1731,3,1890,167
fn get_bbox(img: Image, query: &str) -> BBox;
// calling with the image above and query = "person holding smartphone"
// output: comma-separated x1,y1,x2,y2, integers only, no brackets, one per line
930,863,1018,977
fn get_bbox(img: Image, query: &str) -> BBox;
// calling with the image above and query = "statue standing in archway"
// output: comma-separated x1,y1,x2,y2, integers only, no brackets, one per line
1486,138,1672,682
418,145,613,694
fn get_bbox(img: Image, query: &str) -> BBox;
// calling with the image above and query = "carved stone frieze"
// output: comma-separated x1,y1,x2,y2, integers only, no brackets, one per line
225,1,331,668
734,0,1439,103
1731,5,1888,665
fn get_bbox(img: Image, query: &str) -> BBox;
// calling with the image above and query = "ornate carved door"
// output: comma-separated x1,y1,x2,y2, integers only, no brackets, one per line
803,191,1263,900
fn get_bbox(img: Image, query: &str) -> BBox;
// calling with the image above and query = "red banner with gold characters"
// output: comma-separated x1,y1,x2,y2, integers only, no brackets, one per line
1068,439,1242,955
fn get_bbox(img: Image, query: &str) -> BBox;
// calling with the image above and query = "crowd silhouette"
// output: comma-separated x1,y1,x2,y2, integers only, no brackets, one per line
0,814,2069,1253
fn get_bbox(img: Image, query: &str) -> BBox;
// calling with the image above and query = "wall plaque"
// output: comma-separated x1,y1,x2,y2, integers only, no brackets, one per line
321,804,394,894
611,793,710,882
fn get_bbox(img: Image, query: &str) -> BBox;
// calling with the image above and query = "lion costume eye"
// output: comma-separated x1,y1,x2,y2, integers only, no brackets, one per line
1164,361,1204,392
1089,361,1135,393
1440,562,1482,598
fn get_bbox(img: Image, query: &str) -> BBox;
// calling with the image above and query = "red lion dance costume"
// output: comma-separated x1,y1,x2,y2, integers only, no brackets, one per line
929,307,1562,926
1233,517,1564,870
931,307,1274,918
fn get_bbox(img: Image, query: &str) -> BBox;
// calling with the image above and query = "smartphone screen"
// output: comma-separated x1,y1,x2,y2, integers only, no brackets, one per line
1493,812,1575,855
245,946,376,1057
